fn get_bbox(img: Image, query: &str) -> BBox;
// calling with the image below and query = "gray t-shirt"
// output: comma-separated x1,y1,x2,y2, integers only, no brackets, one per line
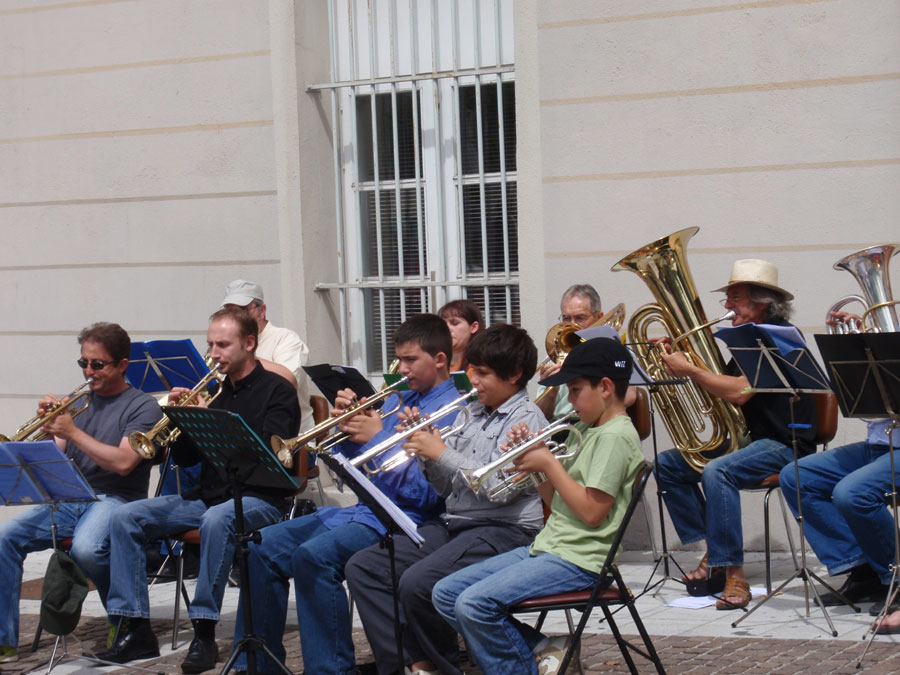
66,386,162,501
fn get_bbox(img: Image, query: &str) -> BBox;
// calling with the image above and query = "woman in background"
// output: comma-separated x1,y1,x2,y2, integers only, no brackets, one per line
438,299,484,378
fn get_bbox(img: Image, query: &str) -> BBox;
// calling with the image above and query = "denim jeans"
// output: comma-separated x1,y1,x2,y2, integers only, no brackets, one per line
0,495,124,646
105,494,282,620
232,514,380,675
780,442,896,583
655,438,795,567
432,546,599,675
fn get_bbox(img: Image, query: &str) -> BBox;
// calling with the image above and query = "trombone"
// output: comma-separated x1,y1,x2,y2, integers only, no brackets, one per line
129,365,222,460
0,379,93,443
459,412,583,502
351,390,478,475
272,376,409,469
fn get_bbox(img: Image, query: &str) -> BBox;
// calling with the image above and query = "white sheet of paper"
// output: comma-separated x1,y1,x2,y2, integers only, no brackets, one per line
665,586,767,609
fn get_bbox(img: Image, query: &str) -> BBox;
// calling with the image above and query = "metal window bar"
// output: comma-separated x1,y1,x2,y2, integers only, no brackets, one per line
315,0,519,373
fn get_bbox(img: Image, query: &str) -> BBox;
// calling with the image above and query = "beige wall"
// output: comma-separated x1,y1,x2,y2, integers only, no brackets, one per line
0,0,339,444
517,0,900,550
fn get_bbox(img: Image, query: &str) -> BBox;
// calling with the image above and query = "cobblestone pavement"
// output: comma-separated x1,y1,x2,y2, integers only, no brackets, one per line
6,614,900,674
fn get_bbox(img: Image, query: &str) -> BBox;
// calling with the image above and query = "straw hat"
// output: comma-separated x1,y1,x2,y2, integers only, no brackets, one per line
713,259,794,301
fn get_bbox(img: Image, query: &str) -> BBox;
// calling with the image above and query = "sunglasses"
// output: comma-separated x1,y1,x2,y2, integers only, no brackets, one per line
77,358,120,371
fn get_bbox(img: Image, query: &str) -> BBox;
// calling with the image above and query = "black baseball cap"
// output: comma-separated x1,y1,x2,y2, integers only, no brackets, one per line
538,337,632,387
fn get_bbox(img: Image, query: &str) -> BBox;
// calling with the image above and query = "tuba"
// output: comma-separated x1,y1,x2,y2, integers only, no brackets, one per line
0,379,93,443
826,244,899,334
612,227,748,472
534,303,626,405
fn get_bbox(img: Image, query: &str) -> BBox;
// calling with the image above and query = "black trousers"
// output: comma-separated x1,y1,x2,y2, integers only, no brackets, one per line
345,520,535,675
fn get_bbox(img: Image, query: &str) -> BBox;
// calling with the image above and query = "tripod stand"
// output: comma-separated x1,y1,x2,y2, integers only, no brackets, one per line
162,406,301,675
723,326,849,634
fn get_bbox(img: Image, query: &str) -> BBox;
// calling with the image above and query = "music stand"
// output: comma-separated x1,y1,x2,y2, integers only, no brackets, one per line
622,343,692,597
162,406,300,675
815,333,900,666
128,339,210,394
718,324,844,634
319,452,423,675
0,440,114,672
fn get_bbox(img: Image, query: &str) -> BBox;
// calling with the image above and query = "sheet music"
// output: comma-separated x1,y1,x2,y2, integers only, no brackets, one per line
334,454,424,546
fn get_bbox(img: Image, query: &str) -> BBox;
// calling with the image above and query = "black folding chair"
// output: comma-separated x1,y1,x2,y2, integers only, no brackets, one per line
510,462,666,675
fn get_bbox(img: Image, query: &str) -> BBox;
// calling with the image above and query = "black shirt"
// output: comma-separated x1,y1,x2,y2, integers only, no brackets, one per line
172,361,301,507
729,319,817,455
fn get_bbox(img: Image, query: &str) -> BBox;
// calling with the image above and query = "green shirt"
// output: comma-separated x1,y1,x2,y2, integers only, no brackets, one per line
530,415,644,574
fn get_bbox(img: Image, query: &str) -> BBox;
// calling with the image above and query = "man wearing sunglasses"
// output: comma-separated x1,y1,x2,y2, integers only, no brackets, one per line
0,322,162,664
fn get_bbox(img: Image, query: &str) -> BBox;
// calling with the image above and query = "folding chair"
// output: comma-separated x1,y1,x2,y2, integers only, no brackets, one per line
510,462,665,675
288,395,330,517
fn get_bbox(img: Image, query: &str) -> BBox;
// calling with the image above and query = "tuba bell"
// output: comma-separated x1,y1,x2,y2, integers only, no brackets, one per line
826,244,899,334
612,227,748,472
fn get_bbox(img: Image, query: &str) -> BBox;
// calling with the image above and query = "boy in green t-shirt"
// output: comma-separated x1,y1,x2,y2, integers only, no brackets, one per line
431,337,644,675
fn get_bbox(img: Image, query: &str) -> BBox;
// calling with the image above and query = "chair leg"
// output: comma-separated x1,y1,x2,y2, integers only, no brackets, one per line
173,551,184,650
641,491,659,561
763,488,773,595
776,488,800,570
313,475,326,506
563,609,584,675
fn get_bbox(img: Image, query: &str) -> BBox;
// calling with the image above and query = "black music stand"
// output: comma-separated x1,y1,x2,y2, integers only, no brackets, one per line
162,407,300,675
319,452,423,675
815,333,900,666
718,324,844,634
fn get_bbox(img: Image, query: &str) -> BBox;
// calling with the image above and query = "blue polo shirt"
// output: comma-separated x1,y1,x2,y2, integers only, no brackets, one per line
316,377,461,535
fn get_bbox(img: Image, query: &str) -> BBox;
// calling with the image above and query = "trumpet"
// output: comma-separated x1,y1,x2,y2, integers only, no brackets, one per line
460,412,582,502
0,379,94,443
271,376,409,469
350,390,478,475
129,365,222,460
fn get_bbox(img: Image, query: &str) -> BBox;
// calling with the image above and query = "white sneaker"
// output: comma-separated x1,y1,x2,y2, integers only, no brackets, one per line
536,635,570,675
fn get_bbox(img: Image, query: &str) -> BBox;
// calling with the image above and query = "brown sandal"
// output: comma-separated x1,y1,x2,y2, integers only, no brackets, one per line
715,577,750,610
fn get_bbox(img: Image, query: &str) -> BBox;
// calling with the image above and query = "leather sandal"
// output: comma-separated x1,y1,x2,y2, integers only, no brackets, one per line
684,553,726,597
715,577,751,610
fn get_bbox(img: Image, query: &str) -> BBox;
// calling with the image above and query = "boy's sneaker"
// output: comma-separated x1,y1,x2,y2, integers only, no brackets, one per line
536,635,570,675
0,645,18,663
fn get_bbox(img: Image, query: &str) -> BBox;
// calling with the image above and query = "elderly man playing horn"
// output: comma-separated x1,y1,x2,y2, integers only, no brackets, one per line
536,284,605,421
654,259,817,610
0,323,161,664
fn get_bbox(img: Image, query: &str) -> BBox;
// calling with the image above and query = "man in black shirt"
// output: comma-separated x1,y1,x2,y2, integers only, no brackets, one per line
98,307,301,671
653,259,816,610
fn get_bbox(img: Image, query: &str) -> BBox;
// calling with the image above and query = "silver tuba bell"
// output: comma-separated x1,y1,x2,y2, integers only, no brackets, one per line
826,244,899,334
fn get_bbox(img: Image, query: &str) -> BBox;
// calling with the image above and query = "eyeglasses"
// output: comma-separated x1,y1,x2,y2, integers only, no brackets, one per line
719,295,748,306
560,313,596,326
77,358,120,370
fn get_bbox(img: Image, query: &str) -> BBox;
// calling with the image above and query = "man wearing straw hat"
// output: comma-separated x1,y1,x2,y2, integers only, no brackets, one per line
653,259,817,610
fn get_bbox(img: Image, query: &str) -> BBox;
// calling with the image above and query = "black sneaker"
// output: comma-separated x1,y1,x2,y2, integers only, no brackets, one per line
181,635,219,673
95,620,159,664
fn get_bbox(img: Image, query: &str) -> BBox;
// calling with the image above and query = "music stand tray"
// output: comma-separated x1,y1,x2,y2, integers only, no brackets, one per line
128,339,211,394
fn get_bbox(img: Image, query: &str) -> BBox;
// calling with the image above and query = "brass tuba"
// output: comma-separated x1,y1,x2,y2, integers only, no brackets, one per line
534,303,626,405
826,244,899,334
612,227,748,472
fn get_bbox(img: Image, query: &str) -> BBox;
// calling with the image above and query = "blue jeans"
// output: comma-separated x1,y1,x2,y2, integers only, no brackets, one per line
105,494,282,620
0,495,124,646
232,514,380,675
655,438,795,567
780,442,896,583
432,546,599,675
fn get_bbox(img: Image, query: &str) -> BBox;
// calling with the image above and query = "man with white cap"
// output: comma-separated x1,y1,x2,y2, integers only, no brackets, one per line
222,279,314,434
653,259,817,610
